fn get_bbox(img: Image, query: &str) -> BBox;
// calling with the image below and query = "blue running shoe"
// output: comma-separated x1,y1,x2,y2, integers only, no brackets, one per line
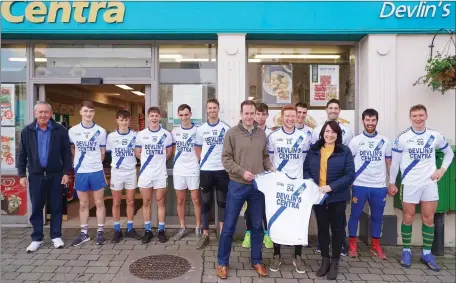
400,250,412,268
420,253,441,271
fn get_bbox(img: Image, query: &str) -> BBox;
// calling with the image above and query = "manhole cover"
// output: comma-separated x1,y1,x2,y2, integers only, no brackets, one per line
129,254,191,280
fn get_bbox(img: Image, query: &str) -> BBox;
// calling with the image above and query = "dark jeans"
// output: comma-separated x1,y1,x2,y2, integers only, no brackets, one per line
218,180,265,266
29,173,64,241
314,201,346,259
244,202,267,231
273,243,302,257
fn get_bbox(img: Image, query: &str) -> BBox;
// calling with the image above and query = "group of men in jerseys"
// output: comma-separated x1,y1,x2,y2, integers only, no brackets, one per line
47,97,453,275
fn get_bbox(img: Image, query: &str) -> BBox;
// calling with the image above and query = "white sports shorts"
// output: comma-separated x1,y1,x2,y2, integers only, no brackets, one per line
173,175,199,190
137,175,167,189
401,182,439,204
110,168,137,191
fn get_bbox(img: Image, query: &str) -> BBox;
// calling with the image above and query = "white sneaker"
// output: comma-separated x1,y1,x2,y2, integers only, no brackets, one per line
26,241,44,253
51,238,64,249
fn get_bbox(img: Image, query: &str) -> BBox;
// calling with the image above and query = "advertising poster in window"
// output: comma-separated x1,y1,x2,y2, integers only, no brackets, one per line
172,84,203,126
262,64,293,104
1,176,27,216
309,65,339,107
1,84,16,126
1,127,16,169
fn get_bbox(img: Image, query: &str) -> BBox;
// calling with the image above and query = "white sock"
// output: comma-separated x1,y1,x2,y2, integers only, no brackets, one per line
423,249,431,255
403,248,411,253
81,225,88,234
97,224,104,232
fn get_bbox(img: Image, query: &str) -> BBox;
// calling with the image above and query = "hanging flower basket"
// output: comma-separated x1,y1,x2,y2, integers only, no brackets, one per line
415,53,456,94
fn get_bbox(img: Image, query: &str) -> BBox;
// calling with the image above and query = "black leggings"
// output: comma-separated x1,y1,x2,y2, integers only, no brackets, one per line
273,243,302,258
244,203,267,231
314,201,346,259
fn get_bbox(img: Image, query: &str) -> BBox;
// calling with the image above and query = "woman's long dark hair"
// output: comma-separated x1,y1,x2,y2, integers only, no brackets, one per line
314,120,343,150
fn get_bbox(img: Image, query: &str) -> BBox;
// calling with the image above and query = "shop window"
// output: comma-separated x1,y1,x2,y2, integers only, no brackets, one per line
158,44,217,222
1,44,28,216
248,44,356,128
33,44,152,78
158,44,217,132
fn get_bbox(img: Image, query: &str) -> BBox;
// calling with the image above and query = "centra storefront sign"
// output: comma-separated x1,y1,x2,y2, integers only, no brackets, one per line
1,1,125,23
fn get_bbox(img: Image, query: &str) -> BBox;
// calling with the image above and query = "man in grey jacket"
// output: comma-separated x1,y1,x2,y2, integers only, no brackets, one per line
216,100,274,280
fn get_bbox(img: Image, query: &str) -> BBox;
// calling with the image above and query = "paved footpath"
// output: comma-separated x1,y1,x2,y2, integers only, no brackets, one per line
1,227,455,283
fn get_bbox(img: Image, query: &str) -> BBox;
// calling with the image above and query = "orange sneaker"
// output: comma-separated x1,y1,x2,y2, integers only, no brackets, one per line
370,238,387,260
348,237,358,258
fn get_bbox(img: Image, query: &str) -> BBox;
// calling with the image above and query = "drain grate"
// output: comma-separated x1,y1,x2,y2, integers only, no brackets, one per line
129,254,191,280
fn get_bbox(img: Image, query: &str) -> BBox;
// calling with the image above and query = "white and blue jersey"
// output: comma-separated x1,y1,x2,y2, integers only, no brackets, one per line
254,171,326,246
172,124,199,176
311,122,353,146
136,127,173,180
297,124,313,139
106,129,137,171
391,127,450,185
267,127,310,179
195,120,230,171
69,123,107,174
349,132,392,188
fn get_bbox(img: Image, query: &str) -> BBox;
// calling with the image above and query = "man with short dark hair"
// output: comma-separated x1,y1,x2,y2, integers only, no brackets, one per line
242,102,273,250
135,107,173,243
171,104,202,240
18,101,72,253
217,100,274,279
194,98,231,249
69,101,108,246
347,108,392,259
295,102,313,137
106,110,141,243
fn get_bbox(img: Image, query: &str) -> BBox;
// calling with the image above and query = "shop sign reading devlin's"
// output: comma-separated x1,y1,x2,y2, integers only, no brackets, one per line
1,1,125,24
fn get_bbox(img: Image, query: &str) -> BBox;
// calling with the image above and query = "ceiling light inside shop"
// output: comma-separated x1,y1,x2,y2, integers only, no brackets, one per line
9,57,47,62
132,91,145,96
248,59,262,63
175,58,211,62
160,54,183,59
116,84,133,90
254,54,340,59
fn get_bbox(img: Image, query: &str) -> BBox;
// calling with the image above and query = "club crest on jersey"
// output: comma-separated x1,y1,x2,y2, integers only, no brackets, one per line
122,139,128,145
152,136,158,142
212,130,218,135
368,141,375,148
286,138,293,145
183,133,188,139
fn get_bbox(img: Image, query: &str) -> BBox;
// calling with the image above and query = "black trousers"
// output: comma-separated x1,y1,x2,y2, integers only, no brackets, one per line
29,173,64,241
314,201,346,259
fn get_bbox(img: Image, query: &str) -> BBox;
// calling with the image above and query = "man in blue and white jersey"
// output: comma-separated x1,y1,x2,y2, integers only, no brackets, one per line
310,98,353,255
389,104,454,271
194,98,231,249
135,107,173,244
69,101,108,246
171,104,202,241
295,102,313,138
242,102,274,249
310,99,353,146
347,108,392,259
106,110,141,243
267,104,311,273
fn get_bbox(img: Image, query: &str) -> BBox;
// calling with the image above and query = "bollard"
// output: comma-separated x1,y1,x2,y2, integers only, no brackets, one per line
431,213,445,256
